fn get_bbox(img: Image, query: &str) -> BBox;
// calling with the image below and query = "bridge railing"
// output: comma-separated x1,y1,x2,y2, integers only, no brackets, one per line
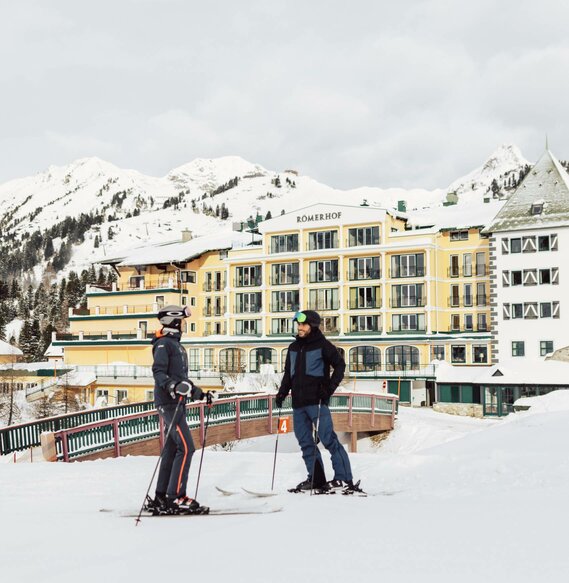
53,392,398,462
0,401,156,456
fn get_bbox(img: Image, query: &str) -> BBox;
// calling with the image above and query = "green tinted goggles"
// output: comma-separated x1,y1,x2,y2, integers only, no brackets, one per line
293,311,307,323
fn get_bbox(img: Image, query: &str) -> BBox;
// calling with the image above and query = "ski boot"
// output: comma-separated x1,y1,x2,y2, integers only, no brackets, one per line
342,480,367,497
167,496,210,515
144,493,167,515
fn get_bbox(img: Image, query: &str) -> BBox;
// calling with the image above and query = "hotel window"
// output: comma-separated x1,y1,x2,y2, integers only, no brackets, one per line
431,345,445,361
309,288,339,311
308,259,339,283
392,313,425,332
271,290,300,312
540,302,552,318
190,323,196,332
188,348,200,371
463,254,472,277
235,320,260,335
512,341,525,357
349,286,380,309
204,348,214,369
235,292,262,313
321,316,339,334
271,234,299,254
386,345,420,370
235,265,262,287
451,314,460,331
512,303,523,319
463,284,472,307
450,285,460,307
539,269,551,284
451,345,466,363
308,230,338,250
473,345,488,363
464,314,473,331
349,346,381,372
538,235,551,252
475,252,486,276
129,275,144,289
540,341,554,356
271,263,299,285
391,284,423,308
390,253,425,278
348,256,380,280
477,314,487,331
476,283,486,306
348,226,380,247
180,270,196,284
350,315,380,332
116,390,128,403
449,255,459,277
511,271,522,286
510,238,522,253
271,318,293,335
450,230,469,241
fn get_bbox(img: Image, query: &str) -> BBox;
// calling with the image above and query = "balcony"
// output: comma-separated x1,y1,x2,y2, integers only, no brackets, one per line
269,275,300,286
72,304,159,317
203,280,226,292
87,277,183,293
234,305,262,314
346,299,381,310
347,269,381,281
307,301,340,311
389,297,426,308
448,266,489,278
388,268,425,279
270,303,300,313
233,277,262,288
53,330,149,342
388,327,427,334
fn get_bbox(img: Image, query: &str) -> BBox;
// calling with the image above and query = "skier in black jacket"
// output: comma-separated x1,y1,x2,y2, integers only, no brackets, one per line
276,310,359,493
147,305,208,514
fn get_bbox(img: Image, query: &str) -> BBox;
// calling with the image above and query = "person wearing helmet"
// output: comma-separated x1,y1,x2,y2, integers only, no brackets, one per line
276,310,361,494
146,305,208,514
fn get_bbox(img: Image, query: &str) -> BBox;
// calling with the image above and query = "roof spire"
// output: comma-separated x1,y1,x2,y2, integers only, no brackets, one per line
545,133,549,151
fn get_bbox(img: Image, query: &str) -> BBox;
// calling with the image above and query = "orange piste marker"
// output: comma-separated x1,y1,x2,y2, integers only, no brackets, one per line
278,417,291,434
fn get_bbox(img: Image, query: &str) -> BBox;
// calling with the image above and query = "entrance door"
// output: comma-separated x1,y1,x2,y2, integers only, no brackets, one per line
388,380,411,403
483,386,499,416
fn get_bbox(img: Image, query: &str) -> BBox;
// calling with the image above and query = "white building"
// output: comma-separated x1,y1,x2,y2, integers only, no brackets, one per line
484,148,569,363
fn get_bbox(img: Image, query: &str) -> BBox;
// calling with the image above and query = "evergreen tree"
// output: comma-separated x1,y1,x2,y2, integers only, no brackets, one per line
265,210,272,220
44,238,54,260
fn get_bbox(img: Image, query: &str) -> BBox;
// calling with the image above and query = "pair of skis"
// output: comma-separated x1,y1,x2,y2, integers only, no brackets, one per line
216,480,367,498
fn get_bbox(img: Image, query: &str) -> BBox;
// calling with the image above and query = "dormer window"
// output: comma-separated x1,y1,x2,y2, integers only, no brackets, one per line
531,202,544,215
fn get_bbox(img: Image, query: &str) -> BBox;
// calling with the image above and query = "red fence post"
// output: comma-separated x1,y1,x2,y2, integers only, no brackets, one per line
235,400,241,439
348,395,353,428
371,396,375,428
61,431,69,462
113,420,120,457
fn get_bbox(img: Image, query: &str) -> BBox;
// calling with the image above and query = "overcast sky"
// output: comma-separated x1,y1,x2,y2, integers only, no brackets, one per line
1,0,569,190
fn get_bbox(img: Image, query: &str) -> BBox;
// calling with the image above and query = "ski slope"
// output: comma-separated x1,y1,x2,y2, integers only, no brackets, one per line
1,398,568,583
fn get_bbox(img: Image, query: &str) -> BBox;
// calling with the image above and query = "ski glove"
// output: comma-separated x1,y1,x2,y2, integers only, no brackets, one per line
275,394,285,408
174,381,192,396
190,385,204,402
205,391,218,405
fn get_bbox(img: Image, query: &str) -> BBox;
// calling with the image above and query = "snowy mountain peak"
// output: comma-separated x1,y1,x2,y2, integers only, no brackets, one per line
448,143,530,199
167,156,269,191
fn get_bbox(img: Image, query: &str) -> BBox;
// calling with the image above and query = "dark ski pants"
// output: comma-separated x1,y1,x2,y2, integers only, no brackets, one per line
293,404,353,483
156,403,195,499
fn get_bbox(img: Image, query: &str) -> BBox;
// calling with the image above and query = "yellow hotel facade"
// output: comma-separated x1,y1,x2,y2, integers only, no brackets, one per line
54,203,492,404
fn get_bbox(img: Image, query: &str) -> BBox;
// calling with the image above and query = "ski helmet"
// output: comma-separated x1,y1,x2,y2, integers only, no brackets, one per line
157,305,191,328
293,310,321,327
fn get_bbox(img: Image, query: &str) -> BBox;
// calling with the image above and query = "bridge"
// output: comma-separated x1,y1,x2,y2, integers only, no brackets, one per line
34,392,398,462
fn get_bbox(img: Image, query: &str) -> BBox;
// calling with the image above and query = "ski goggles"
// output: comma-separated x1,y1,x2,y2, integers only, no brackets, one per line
293,311,307,323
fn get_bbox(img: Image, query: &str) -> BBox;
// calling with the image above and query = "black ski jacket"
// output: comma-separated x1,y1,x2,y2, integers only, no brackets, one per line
277,328,345,409
151,329,189,407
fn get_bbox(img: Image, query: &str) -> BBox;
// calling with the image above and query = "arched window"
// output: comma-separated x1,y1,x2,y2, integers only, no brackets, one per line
249,347,277,372
349,346,380,372
385,346,420,371
219,348,246,373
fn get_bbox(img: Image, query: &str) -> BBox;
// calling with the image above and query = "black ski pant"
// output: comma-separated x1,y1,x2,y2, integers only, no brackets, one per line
156,402,195,499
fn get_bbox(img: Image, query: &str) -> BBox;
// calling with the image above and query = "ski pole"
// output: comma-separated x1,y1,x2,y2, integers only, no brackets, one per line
193,395,213,500
135,395,185,526
271,406,282,491
309,400,323,495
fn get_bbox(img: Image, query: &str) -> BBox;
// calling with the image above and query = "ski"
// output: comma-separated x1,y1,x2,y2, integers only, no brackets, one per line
215,486,238,496
121,507,283,518
215,486,278,498
241,487,278,498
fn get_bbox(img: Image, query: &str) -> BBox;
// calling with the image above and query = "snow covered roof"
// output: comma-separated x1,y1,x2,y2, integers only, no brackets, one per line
484,149,569,233
101,229,259,267
436,358,569,386
0,340,23,356
44,343,64,357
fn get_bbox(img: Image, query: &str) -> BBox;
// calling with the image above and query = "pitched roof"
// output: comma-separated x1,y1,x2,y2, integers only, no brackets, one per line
484,149,569,233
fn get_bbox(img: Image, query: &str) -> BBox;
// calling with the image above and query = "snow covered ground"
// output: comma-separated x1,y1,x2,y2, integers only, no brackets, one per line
2,399,569,582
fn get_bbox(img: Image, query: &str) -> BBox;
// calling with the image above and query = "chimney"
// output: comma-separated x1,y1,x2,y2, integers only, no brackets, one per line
181,229,193,242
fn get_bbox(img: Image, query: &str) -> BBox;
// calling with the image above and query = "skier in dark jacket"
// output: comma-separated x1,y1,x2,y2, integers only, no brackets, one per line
276,310,361,494
147,305,209,514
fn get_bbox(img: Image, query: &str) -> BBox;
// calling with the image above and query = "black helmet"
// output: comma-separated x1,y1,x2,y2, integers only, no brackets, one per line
293,310,321,327
157,305,191,329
